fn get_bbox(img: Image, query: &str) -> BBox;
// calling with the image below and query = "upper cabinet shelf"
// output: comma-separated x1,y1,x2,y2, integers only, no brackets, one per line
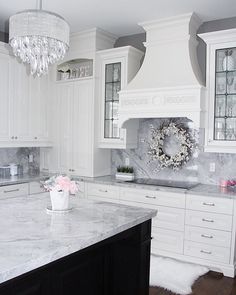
56,58,93,82
199,29,236,153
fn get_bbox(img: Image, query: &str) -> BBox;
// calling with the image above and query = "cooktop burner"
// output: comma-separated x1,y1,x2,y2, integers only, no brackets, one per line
132,178,198,189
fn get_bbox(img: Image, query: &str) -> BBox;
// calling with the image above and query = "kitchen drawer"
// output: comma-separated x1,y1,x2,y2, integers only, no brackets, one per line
185,210,232,231
119,187,185,208
29,181,45,195
185,225,231,248
152,227,184,254
184,241,230,263
87,183,119,199
88,195,120,204
186,195,233,215
153,206,184,231
119,199,183,231
0,183,28,198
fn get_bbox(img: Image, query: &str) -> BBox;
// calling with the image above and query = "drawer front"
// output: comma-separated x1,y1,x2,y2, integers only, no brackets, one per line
29,181,45,195
184,241,230,263
87,183,119,199
119,200,183,231
119,187,185,208
185,225,231,248
88,195,120,205
186,195,233,215
0,183,28,198
153,206,184,231
152,228,184,254
185,210,232,231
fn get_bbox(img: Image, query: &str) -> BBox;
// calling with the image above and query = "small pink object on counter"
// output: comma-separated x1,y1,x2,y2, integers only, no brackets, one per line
220,179,232,187
219,179,236,187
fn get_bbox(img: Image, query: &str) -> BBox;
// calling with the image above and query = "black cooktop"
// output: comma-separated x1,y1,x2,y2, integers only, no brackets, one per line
132,178,198,189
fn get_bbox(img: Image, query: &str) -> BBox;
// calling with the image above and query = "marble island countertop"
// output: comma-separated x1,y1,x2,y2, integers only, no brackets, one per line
0,193,156,284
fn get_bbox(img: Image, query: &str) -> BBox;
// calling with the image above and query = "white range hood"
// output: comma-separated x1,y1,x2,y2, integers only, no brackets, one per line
119,13,206,131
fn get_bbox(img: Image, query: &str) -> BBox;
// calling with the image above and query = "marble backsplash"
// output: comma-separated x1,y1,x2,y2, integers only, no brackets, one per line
111,118,236,185
0,148,40,175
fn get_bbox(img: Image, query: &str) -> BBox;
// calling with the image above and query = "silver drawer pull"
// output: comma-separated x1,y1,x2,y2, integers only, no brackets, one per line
4,188,20,193
201,234,213,239
203,202,215,207
145,195,156,199
99,189,108,193
202,218,214,223
200,250,212,255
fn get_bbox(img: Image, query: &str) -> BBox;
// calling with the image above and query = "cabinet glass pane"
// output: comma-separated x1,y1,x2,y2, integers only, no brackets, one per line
214,118,225,140
216,72,226,95
105,102,113,119
227,95,236,117
112,120,120,138
227,71,236,94
105,64,113,83
214,47,236,141
215,95,226,117
226,118,236,140
105,83,113,101
105,120,113,138
104,62,121,138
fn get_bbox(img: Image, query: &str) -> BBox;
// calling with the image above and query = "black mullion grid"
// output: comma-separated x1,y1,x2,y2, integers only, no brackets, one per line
111,64,114,138
104,62,121,139
214,48,236,141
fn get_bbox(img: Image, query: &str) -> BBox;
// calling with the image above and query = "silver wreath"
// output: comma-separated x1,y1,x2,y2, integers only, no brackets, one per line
148,122,195,170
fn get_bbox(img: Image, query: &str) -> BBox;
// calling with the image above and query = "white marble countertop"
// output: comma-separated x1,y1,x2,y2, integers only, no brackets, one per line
0,193,156,284
1,173,236,199
75,175,188,193
0,173,49,186
75,175,236,198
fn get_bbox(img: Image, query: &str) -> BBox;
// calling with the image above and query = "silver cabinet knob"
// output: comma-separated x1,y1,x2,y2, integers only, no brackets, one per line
11,136,14,139
15,136,17,139
34,137,38,140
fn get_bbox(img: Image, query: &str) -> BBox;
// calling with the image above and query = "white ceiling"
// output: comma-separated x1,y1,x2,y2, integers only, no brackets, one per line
0,0,236,37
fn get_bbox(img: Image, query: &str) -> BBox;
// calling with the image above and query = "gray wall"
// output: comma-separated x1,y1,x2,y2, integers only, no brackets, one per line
0,31,8,43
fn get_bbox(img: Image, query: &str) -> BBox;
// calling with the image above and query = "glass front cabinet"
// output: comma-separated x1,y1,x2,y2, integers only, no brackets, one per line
96,46,143,148
199,29,236,153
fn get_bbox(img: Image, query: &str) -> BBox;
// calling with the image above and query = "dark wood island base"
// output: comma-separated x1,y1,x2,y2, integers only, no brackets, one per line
0,220,151,295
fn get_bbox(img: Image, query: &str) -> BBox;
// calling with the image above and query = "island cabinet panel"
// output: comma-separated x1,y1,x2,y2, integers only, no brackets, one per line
0,221,151,295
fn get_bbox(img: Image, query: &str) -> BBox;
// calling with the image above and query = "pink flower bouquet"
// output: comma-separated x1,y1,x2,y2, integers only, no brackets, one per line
43,175,79,194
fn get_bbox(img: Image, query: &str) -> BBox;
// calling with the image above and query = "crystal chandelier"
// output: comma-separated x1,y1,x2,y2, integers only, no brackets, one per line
9,0,70,76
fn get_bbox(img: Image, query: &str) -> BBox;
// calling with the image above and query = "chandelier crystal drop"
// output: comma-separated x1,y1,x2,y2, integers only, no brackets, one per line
9,4,70,77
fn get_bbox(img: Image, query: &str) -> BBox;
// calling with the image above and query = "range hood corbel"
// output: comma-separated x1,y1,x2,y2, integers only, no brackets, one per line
118,13,206,141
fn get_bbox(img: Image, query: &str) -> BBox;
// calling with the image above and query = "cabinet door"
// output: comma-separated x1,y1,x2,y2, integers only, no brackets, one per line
9,58,31,141
29,75,49,142
71,79,93,176
57,83,73,174
0,52,10,141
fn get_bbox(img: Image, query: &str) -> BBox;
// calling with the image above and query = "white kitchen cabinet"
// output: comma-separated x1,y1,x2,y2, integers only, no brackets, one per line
29,74,50,143
199,29,236,153
0,42,51,147
80,181,236,277
0,46,11,142
52,78,94,176
96,46,143,149
9,58,31,142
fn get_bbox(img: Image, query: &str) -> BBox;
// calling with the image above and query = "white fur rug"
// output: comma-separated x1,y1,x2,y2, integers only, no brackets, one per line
150,255,209,294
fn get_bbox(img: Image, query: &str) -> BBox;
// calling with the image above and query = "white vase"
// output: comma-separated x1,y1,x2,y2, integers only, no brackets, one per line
50,190,69,211
223,55,234,71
